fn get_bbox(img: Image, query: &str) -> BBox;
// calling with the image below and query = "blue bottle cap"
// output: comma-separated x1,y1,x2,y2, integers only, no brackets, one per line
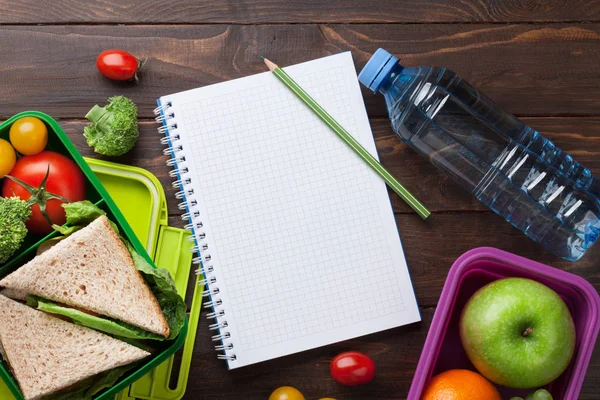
358,48,399,92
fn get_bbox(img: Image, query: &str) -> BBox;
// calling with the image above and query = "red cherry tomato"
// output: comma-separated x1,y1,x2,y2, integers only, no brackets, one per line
2,151,86,235
96,49,146,81
330,351,375,386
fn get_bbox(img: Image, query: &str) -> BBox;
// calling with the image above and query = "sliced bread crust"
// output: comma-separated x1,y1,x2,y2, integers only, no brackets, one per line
0,294,150,400
0,216,170,338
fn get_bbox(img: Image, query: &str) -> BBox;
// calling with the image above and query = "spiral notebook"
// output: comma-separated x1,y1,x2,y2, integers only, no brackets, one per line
155,52,420,369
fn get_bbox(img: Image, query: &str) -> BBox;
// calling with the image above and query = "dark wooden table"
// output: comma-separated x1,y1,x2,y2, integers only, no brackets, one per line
1,1,599,399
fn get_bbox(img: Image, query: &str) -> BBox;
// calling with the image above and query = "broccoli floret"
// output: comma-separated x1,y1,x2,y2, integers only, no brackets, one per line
0,197,31,264
84,95,139,156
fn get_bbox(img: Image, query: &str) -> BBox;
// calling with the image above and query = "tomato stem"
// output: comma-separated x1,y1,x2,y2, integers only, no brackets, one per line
4,167,72,226
134,56,148,83
137,56,148,70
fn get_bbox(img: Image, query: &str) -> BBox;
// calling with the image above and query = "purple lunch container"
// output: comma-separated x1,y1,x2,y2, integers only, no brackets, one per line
407,247,600,400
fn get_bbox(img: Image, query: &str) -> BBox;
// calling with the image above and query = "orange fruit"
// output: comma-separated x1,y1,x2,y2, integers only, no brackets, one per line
421,369,501,400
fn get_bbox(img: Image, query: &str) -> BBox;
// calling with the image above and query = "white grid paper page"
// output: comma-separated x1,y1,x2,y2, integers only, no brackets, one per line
162,52,420,368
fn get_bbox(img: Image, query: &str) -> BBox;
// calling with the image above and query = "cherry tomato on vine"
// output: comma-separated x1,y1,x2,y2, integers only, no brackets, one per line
9,116,48,155
330,351,375,386
268,386,305,400
96,49,147,82
0,139,16,178
2,151,86,234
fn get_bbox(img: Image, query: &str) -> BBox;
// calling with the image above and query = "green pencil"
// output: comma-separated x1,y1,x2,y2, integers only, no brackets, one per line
262,56,430,220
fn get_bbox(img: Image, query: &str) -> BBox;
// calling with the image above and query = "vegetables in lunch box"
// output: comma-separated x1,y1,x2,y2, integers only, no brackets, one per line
9,116,48,155
124,240,186,340
0,138,16,178
84,96,139,156
0,197,31,264
96,49,147,82
29,296,167,341
2,151,86,235
46,200,186,340
52,199,118,236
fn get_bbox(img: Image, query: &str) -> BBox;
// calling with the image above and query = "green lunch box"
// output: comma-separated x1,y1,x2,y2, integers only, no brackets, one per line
0,112,203,400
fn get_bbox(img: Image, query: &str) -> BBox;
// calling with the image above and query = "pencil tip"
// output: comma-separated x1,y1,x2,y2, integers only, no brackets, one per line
263,57,278,71
260,55,265,60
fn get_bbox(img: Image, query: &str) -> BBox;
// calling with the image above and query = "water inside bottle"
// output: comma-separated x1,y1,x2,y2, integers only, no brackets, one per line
382,65,600,260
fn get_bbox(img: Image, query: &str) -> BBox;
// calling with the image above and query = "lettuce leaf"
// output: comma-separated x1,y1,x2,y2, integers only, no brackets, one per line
29,296,164,340
124,242,186,340
52,201,119,235
49,201,186,341
51,224,80,236
64,200,119,232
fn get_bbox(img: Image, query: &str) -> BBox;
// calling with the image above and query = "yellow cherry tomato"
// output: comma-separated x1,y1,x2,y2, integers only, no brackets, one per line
268,386,305,400
0,138,16,178
9,116,48,155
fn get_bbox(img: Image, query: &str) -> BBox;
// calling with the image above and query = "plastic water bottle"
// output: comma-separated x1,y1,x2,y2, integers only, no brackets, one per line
358,48,600,261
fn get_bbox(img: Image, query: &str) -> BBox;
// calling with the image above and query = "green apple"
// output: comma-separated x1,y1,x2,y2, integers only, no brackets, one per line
460,277,575,389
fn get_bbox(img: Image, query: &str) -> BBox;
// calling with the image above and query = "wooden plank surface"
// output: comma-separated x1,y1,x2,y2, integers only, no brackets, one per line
1,0,600,24
1,24,600,119
3,1,600,398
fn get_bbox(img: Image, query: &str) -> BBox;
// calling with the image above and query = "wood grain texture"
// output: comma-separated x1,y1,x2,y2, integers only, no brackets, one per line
3,3,600,397
60,116,600,214
1,0,600,24
1,24,600,119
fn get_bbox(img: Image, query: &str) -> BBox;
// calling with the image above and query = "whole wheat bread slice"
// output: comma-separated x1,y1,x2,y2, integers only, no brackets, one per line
0,215,170,338
0,294,150,400
0,288,28,302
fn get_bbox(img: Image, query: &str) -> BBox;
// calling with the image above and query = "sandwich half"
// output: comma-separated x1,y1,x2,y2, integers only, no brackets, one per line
0,215,170,338
0,294,150,400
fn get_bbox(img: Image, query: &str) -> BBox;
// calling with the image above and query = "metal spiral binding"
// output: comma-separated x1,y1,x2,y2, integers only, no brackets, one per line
196,264,214,276
212,332,230,341
206,309,224,319
154,100,235,364
215,343,233,351
198,276,217,286
204,299,222,309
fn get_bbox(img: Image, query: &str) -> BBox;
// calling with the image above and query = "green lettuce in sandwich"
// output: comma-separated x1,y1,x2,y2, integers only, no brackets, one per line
0,201,186,342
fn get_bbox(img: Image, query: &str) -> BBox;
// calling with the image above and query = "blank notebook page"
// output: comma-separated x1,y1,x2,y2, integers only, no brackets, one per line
159,52,420,369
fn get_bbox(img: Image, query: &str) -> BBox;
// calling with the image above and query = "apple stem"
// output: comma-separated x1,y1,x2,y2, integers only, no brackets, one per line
521,327,533,337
